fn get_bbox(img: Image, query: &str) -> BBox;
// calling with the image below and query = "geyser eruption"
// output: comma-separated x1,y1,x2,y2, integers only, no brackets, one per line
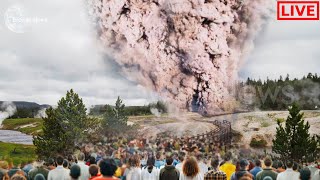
89,0,270,115
0,102,17,126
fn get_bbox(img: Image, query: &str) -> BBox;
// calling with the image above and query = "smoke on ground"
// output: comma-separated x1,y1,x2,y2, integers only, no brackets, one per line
150,108,161,117
0,102,17,126
34,108,48,118
89,0,272,115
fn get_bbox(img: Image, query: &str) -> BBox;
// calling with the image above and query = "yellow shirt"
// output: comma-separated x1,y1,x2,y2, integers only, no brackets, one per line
219,162,236,180
114,167,122,177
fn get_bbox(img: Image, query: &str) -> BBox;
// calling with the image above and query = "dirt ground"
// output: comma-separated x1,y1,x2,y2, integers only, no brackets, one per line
129,110,320,147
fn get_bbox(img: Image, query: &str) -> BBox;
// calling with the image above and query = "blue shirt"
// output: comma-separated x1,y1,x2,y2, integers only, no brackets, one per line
155,160,165,169
250,166,263,179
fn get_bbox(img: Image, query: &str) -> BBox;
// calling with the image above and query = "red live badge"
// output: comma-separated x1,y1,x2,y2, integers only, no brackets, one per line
277,1,320,20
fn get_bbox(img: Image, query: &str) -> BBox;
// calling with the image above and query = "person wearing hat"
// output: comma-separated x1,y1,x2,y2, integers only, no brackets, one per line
256,158,278,180
231,159,250,180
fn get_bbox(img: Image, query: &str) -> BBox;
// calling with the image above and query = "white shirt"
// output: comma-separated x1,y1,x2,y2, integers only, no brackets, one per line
276,168,299,180
47,166,70,180
312,169,320,180
179,172,203,180
125,167,142,180
198,162,208,177
77,161,89,180
176,163,183,173
141,166,159,180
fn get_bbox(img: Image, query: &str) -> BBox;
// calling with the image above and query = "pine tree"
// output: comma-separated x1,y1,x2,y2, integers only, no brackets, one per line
33,107,66,158
103,96,129,135
33,89,93,158
272,103,318,162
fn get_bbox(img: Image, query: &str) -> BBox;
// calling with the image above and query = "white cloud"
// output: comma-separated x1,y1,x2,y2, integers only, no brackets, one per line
0,0,157,107
240,19,320,80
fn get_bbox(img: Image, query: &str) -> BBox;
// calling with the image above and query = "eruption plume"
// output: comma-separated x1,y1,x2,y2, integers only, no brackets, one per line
89,0,271,115
0,102,17,126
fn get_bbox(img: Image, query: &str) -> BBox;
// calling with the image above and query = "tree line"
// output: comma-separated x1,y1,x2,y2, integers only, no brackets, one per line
89,100,167,116
239,73,320,110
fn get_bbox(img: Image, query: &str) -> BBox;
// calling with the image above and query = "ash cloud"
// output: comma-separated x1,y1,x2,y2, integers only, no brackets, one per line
89,0,271,115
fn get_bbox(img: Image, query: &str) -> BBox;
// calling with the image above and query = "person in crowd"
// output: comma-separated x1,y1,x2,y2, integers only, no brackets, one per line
248,161,255,172
28,161,49,180
68,155,76,168
306,160,317,177
124,155,141,180
204,156,227,180
250,160,262,179
89,156,97,166
176,155,185,173
196,153,208,177
10,174,26,180
7,163,25,178
22,161,33,175
34,174,46,180
275,161,285,173
159,155,180,180
256,158,278,180
77,153,90,180
277,160,299,180
299,168,311,180
0,161,9,180
47,156,70,180
92,158,119,180
293,162,300,172
141,156,159,180
89,164,100,180
231,159,250,180
312,168,319,180
219,152,236,180
70,165,81,180
46,159,56,171
155,153,165,169
179,156,203,180
63,159,69,169
239,173,253,180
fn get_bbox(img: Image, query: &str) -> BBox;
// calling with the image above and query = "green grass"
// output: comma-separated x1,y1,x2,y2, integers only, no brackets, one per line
261,121,271,127
2,118,43,135
0,142,37,166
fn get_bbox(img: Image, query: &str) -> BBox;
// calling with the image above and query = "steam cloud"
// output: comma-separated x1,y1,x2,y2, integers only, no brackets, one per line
0,102,17,126
89,0,271,115
150,108,161,117
35,108,48,118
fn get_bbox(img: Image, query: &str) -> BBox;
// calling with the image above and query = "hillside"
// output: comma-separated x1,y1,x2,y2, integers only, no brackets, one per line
0,101,50,109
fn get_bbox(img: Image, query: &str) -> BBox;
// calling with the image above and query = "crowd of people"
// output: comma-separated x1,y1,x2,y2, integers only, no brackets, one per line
0,135,319,180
